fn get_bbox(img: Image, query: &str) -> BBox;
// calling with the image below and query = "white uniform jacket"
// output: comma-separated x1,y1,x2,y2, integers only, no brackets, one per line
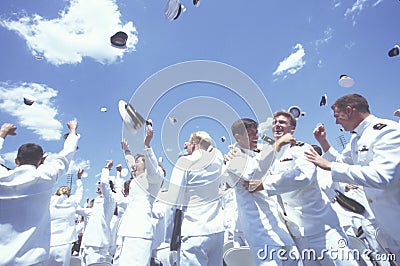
262,143,341,237
225,143,295,247
81,168,117,248
50,178,84,246
117,147,164,239
168,148,225,237
324,115,400,241
0,134,79,266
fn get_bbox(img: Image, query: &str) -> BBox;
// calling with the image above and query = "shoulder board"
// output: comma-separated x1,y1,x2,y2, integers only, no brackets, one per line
373,123,387,130
295,141,305,146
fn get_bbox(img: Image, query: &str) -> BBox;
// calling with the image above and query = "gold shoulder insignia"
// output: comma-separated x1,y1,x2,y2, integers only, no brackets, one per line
373,123,387,130
295,141,305,146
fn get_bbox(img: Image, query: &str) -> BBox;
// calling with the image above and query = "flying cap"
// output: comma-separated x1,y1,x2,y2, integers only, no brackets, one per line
288,106,305,119
338,75,355,88
118,100,146,131
110,31,128,48
388,45,400,57
320,94,327,106
23,94,36,106
100,107,107,112
165,0,184,20
169,116,177,124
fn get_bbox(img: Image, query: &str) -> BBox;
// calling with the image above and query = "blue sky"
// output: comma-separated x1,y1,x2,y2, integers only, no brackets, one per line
0,0,399,202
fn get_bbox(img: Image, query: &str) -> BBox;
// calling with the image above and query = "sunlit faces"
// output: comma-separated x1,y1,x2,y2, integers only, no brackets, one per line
235,126,259,151
332,106,354,132
272,115,295,139
184,140,196,155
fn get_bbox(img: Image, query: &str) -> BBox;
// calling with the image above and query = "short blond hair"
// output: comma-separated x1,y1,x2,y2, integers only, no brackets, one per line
190,131,212,150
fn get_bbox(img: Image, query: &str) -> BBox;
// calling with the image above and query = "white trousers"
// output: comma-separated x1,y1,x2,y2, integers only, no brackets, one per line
293,227,359,266
178,232,224,266
114,236,152,266
48,243,72,266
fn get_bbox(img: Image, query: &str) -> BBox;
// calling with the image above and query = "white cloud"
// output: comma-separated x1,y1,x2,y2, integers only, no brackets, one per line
315,26,334,47
272,44,306,78
0,82,63,140
344,0,368,26
0,0,138,65
67,159,91,175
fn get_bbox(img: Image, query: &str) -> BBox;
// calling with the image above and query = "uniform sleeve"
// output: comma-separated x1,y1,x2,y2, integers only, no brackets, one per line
331,128,400,189
0,137,4,153
323,143,353,165
37,133,80,182
144,147,164,185
70,179,83,205
100,168,116,205
262,146,316,195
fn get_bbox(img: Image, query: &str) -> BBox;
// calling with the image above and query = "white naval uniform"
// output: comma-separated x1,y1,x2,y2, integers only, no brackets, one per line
262,143,358,266
81,168,117,265
0,134,79,266
48,178,84,266
168,148,225,266
225,143,296,266
115,147,164,266
324,115,400,256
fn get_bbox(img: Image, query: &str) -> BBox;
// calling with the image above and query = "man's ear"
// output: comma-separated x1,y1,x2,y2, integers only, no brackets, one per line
15,158,20,166
234,133,241,141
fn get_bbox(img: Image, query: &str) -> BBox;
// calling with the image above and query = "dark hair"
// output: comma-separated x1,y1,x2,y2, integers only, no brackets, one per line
231,118,258,136
273,111,297,127
123,179,132,196
331,94,370,113
17,143,44,165
109,180,116,193
311,145,323,156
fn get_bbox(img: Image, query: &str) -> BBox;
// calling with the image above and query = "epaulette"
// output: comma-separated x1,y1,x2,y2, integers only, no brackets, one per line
373,123,387,130
295,141,305,146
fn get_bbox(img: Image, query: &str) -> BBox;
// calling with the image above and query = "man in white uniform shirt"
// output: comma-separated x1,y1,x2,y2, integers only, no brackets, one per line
305,93,400,260
80,160,117,265
49,168,84,265
114,123,164,266
224,118,297,266
245,112,357,266
168,131,225,266
0,120,79,266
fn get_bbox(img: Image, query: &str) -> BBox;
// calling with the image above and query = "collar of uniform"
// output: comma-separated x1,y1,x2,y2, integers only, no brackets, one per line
234,143,257,157
352,114,376,136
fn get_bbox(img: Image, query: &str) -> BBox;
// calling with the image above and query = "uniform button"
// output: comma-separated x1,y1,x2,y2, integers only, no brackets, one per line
367,198,373,203
284,202,288,205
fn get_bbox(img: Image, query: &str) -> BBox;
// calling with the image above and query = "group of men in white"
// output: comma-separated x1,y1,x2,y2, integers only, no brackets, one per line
0,93,399,266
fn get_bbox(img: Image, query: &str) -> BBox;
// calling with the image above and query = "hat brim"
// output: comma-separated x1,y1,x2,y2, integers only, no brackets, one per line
118,100,146,132
338,77,355,87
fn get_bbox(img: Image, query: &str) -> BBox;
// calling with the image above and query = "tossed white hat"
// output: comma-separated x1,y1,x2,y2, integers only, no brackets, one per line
118,100,146,132
338,75,355,88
